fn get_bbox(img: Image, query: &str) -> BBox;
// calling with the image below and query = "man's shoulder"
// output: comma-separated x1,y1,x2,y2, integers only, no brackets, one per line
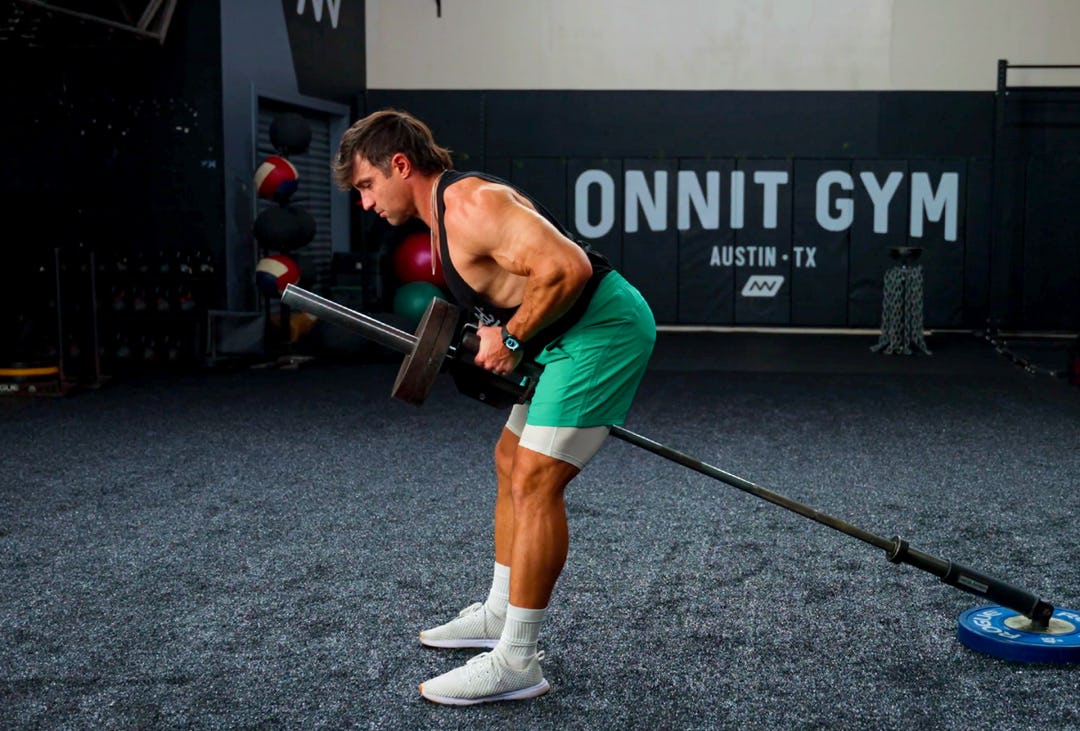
446,175,514,210
452,170,511,186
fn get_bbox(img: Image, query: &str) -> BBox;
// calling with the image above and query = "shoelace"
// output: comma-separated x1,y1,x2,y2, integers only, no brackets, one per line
457,602,484,617
464,650,545,681
455,602,504,637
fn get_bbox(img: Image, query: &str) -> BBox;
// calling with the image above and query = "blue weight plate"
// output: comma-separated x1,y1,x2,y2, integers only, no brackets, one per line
957,605,1080,664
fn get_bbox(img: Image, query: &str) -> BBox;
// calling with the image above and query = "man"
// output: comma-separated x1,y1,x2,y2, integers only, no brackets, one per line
333,109,655,705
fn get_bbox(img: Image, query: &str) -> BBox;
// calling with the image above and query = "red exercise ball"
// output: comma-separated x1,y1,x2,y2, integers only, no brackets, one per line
393,231,445,286
255,254,301,296
254,156,298,201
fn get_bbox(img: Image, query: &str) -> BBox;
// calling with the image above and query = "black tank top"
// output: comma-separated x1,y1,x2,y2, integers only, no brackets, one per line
435,170,612,356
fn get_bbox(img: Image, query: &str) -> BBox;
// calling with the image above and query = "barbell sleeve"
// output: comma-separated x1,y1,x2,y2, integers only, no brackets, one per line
281,284,415,355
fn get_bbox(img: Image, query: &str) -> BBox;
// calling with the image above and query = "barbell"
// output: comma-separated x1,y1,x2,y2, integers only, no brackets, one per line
280,283,1079,663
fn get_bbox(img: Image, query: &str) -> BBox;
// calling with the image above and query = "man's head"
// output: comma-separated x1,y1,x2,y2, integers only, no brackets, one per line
332,109,452,191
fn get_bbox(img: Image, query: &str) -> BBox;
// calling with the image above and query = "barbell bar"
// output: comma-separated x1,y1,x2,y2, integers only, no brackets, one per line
280,283,1057,632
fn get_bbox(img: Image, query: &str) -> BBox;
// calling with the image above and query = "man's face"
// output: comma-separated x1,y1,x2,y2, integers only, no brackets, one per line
351,155,411,225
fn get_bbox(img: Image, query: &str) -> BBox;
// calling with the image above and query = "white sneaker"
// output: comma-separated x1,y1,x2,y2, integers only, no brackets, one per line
419,602,503,649
419,650,549,706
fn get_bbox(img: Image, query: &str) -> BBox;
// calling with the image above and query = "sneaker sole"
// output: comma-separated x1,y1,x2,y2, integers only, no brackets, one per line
418,635,500,649
420,679,550,706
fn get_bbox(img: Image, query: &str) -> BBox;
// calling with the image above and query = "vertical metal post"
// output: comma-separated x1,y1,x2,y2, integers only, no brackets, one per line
53,247,66,385
988,60,1010,327
88,251,104,385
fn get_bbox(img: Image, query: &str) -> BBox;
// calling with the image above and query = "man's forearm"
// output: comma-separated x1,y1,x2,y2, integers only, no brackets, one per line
504,269,588,342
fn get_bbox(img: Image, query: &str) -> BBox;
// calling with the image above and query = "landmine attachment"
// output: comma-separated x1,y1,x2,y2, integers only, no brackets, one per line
280,283,1079,664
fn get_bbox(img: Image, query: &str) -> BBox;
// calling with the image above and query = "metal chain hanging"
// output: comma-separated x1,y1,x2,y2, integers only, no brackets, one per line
980,326,1073,379
871,264,932,355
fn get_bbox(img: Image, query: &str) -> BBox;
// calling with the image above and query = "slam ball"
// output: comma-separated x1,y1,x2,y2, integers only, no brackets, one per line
270,113,312,155
393,281,446,331
255,254,301,296
290,205,317,249
253,205,315,252
394,231,445,286
254,156,298,201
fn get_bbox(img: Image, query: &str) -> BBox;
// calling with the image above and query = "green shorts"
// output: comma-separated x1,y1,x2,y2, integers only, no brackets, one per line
524,271,656,428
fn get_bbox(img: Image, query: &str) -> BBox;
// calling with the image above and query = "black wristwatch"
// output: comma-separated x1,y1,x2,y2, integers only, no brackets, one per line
501,325,521,352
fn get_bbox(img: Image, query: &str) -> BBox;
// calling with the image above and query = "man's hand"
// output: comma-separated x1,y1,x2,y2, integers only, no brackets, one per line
473,324,524,376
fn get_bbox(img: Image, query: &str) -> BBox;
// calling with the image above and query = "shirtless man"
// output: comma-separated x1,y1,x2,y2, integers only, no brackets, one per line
333,109,655,705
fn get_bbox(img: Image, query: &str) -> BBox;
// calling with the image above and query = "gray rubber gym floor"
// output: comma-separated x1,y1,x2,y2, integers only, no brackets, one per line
2,332,1078,730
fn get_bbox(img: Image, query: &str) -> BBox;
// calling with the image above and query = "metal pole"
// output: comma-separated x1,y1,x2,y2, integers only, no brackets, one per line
53,248,66,385
606,424,1051,626
279,284,1056,627
608,425,894,551
281,284,415,355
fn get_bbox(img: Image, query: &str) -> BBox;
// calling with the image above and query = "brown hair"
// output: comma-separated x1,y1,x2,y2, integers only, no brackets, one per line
332,109,453,190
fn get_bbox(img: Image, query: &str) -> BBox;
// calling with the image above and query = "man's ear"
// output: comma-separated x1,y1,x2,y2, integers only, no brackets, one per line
390,152,412,179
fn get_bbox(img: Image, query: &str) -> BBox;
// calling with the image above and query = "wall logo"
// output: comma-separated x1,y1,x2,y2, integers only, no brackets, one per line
296,0,341,28
740,275,785,297
573,168,960,242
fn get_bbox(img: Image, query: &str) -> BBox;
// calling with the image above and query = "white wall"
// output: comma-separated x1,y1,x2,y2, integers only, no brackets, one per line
366,0,1080,90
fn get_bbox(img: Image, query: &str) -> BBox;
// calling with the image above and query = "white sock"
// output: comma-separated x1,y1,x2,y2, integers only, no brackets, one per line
484,562,510,618
496,604,546,669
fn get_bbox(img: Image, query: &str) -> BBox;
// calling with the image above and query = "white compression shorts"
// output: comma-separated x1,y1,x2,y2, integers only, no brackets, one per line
504,403,610,469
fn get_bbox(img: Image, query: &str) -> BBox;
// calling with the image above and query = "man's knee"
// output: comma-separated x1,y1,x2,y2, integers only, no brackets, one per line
508,447,580,506
495,427,519,484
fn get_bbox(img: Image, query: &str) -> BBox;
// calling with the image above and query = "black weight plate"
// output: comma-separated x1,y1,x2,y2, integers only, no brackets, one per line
391,298,458,406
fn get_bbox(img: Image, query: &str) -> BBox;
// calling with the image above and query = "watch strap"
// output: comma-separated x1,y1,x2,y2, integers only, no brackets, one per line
501,325,521,351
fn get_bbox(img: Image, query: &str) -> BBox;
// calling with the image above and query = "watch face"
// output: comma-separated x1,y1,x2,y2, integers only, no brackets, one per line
502,327,520,350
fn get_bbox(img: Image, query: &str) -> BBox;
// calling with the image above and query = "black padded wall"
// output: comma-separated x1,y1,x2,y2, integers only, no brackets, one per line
365,89,1029,329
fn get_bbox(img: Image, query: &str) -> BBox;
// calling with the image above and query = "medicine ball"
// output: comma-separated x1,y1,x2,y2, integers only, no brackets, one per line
394,231,445,287
255,254,301,296
393,281,446,331
270,113,312,156
254,156,299,201
254,205,314,252
290,205,317,250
